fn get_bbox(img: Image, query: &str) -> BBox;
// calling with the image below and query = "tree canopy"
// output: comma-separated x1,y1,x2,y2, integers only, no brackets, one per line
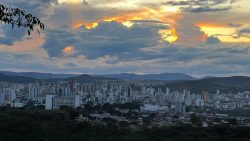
1,108,250,141
0,4,44,35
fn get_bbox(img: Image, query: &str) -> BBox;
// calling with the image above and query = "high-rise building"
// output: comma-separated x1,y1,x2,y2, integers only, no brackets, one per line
166,88,170,96
45,94,55,110
53,96,75,109
0,90,5,106
184,92,192,106
175,103,186,114
202,91,209,102
74,94,81,108
45,93,82,110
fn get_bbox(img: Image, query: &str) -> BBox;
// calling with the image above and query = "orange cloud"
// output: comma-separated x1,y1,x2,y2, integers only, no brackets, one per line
73,22,99,30
72,7,181,43
0,35,45,52
196,22,250,43
159,28,178,43
195,23,228,28
73,7,180,28
63,46,75,55
58,0,83,4
200,34,208,42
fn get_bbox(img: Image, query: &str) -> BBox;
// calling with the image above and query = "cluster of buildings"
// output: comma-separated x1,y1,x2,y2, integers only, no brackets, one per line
1,80,250,111
1,79,250,127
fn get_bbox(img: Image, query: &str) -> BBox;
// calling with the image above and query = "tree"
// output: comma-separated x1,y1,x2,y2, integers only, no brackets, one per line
119,121,129,128
0,4,44,35
227,118,237,125
191,114,202,127
143,117,151,126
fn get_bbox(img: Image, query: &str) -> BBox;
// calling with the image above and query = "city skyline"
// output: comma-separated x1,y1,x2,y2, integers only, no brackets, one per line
0,0,250,77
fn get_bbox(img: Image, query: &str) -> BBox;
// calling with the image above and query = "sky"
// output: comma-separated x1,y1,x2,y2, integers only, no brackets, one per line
0,0,250,77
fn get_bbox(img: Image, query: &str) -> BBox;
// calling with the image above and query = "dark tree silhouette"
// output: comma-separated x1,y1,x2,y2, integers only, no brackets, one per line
0,4,44,35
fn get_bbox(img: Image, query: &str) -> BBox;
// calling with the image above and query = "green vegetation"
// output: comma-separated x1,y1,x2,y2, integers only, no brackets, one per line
191,114,202,127
0,108,250,141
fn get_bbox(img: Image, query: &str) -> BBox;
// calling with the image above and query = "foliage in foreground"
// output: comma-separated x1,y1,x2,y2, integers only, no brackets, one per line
0,108,250,141
0,4,44,35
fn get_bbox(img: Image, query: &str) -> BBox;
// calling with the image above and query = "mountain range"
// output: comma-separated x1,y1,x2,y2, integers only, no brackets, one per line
95,73,195,81
0,72,116,83
0,71,77,79
0,73,36,83
164,76,250,93
1,71,196,81
1,71,250,93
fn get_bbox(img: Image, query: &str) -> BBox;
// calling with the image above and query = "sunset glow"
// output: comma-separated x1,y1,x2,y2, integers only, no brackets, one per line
159,28,179,43
72,7,181,43
58,0,83,4
197,23,250,43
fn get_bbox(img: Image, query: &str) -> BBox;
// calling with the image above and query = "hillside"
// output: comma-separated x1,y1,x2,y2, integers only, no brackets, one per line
0,73,36,83
165,76,250,93
0,71,77,79
96,73,194,81
66,74,117,83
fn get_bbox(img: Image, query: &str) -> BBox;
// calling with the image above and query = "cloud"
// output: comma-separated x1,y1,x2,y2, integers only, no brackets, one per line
0,0,250,77
63,46,75,55
0,0,54,45
0,34,45,52
190,7,231,13
236,28,250,38
206,36,221,44
0,26,27,45
2,43,250,76
64,62,78,67
165,0,238,13
42,21,165,59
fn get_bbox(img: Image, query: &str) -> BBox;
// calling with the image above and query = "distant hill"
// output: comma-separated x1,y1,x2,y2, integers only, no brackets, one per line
1,71,195,81
0,71,77,79
96,73,195,81
66,74,117,83
165,76,250,93
0,72,116,84
1,71,250,93
0,73,36,83
200,76,215,79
